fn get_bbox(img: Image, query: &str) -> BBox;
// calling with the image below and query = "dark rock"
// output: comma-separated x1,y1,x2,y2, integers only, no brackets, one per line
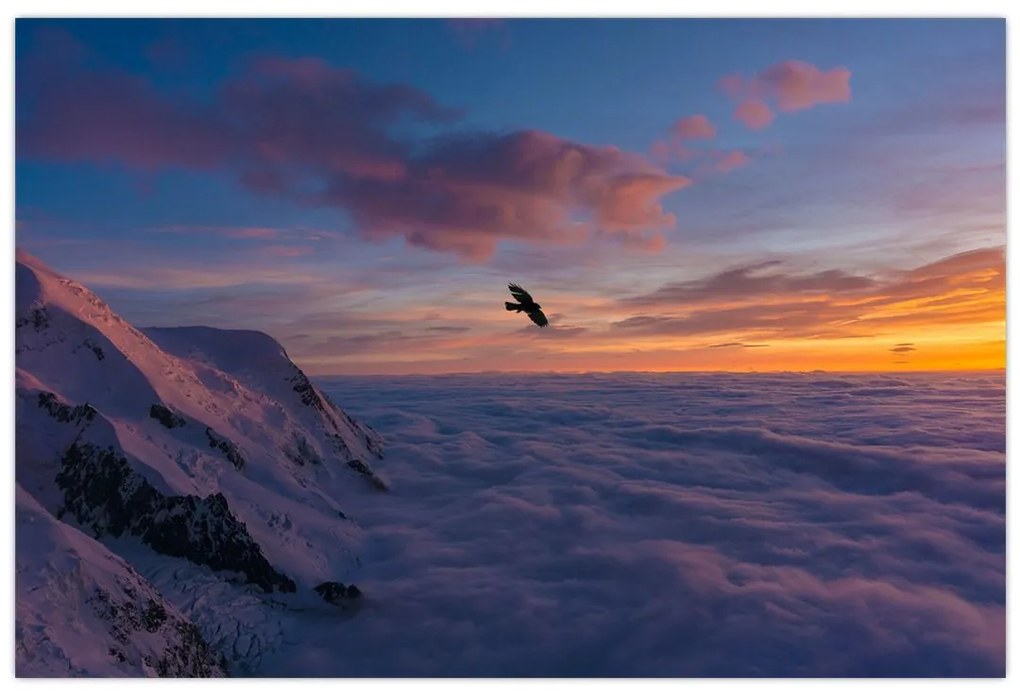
284,433,321,467
290,371,327,412
149,403,186,429
57,442,294,593
37,391,97,425
347,458,388,491
314,581,362,605
204,427,246,470
82,338,106,360
144,600,168,632
16,306,49,330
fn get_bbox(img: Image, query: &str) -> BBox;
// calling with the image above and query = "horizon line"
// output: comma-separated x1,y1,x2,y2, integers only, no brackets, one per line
311,367,1007,378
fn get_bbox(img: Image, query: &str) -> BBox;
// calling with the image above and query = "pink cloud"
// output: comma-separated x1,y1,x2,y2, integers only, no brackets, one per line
593,172,691,231
733,99,775,130
649,138,695,165
760,60,852,112
327,130,690,260
20,47,690,261
671,114,716,140
650,114,714,165
723,60,851,130
713,150,750,173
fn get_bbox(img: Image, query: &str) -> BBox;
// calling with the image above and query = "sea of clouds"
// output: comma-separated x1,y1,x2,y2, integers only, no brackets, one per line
261,372,1004,677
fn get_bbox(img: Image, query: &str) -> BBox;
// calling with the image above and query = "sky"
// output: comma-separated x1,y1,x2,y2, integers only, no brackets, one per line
15,18,1006,375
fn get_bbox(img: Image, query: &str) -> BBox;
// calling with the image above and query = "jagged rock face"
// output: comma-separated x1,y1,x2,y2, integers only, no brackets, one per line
56,442,295,594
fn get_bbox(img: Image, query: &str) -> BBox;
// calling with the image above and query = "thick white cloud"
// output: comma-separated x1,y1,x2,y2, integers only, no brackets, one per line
260,372,1004,676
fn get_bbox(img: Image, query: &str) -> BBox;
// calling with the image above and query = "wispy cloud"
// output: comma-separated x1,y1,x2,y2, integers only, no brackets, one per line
710,342,769,348
612,246,1003,342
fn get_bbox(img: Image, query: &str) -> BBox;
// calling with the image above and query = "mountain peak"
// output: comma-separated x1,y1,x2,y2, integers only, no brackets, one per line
16,252,386,675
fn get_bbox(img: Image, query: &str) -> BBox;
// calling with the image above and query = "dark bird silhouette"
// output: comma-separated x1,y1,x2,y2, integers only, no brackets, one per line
505,283,548,327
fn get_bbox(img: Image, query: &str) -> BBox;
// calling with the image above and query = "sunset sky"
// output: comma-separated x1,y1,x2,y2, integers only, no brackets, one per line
15,18,1005,374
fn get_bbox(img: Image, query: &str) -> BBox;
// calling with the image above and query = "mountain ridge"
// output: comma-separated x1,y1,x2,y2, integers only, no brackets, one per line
15,251,386,676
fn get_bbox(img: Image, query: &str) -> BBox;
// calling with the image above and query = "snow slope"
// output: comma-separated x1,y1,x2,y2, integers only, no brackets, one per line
16,485,227,677
15,251,385,675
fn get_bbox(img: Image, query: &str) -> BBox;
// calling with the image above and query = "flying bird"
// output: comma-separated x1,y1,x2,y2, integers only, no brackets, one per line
505,283,548,327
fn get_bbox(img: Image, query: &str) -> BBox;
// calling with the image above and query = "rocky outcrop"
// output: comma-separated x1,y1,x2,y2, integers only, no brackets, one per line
16,304,49,330
78,337,106,361
56,442,295,593
204,427,246,470
313,581,362,606
283,433,322,466
149,403,186,429
347,458,388,491
38,391,97,425
290,371,326,412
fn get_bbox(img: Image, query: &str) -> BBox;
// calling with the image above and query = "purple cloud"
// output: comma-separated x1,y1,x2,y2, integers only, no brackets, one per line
19,41,688,261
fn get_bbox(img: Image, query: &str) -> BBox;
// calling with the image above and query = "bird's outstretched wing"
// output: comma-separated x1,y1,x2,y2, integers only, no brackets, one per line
508,283,535,306
527,308,549,327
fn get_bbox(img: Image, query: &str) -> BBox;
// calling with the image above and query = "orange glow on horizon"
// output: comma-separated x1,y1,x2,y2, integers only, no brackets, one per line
290,245,1004,376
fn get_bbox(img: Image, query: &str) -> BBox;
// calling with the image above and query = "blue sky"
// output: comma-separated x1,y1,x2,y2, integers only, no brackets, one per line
15,18,1005,373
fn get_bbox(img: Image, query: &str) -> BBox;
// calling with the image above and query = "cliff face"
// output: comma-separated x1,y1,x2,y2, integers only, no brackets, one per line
15,252,385,676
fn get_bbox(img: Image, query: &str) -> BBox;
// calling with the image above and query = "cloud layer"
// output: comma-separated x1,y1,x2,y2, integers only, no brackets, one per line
254,371,1004,676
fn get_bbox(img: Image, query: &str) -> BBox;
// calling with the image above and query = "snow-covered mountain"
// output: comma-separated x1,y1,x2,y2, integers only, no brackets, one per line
15,251,386,676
